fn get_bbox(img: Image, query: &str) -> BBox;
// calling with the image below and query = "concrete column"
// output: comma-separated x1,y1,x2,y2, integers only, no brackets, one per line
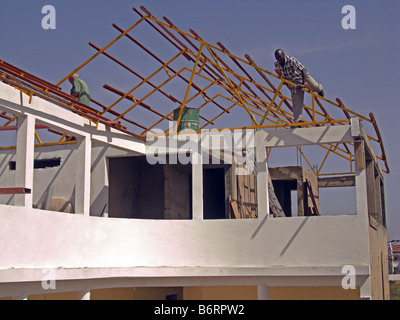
255,137,269,219
192,150,203,220
354,139,372,299
360,279,372,300
12,294,28,300
77,289,91,300
257,285,270,300
15,114,35,208
366,160,376,217
354,140,369,221
75,135,91,216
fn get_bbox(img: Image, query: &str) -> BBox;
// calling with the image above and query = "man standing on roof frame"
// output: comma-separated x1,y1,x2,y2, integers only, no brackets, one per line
274,49,324,123
69,73,91,106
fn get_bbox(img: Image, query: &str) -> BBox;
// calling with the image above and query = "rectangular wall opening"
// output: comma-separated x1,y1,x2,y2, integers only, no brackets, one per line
203,167,226,219
108,156,192,219
272,179,297,217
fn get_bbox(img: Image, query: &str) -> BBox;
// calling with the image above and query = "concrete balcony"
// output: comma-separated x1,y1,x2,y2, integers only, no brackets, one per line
0,81,389,299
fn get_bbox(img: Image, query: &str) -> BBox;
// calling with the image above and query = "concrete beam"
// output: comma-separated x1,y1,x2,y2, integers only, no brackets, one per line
256,125,353,148
318,176,355,188
0,83,145,154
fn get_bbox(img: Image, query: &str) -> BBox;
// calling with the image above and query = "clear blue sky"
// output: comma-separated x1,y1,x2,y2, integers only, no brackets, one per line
1,0,399,240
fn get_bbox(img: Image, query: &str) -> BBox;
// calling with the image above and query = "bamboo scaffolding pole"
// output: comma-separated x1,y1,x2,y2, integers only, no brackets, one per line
112,23,228,114
0,4,388,175
56,15,148,86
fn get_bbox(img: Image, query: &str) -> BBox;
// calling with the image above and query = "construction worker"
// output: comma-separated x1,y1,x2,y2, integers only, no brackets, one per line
274,49,324,123
68,73,91,106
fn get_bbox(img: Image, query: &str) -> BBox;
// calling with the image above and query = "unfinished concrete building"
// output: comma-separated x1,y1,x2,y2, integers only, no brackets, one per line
0,6,390,300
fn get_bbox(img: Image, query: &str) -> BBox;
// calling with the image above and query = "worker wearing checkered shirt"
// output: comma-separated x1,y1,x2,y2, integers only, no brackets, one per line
274,49,324,123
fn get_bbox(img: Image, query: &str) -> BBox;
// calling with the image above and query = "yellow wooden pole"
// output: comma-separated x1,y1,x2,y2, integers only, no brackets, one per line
103,50,185,116
259,80,284,126
56,15,147,86
204,43,258,127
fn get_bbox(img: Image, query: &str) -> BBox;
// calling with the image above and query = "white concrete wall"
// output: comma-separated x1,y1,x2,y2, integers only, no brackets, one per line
0,81,146,216
0,79,373,296
0,144,131,216
0,205,370,273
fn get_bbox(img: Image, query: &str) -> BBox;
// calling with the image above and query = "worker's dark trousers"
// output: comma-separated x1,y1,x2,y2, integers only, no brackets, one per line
291,74,323,122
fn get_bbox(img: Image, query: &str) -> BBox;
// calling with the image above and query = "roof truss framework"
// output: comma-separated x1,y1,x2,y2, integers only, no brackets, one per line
0,5,389,176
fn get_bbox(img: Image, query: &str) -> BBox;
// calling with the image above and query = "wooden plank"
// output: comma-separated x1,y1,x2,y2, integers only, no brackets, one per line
238,172,244,218
229,195,241,219
305,179,319,216
231,200,241,219
318,175,355,188
250,173,256,217
355,140,365,170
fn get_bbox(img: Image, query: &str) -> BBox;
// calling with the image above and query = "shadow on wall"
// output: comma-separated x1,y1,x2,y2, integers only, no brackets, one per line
34,150,74,210
91,186,109,217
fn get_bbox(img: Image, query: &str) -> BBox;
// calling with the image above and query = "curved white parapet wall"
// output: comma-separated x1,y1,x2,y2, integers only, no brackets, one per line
0,204,370,272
